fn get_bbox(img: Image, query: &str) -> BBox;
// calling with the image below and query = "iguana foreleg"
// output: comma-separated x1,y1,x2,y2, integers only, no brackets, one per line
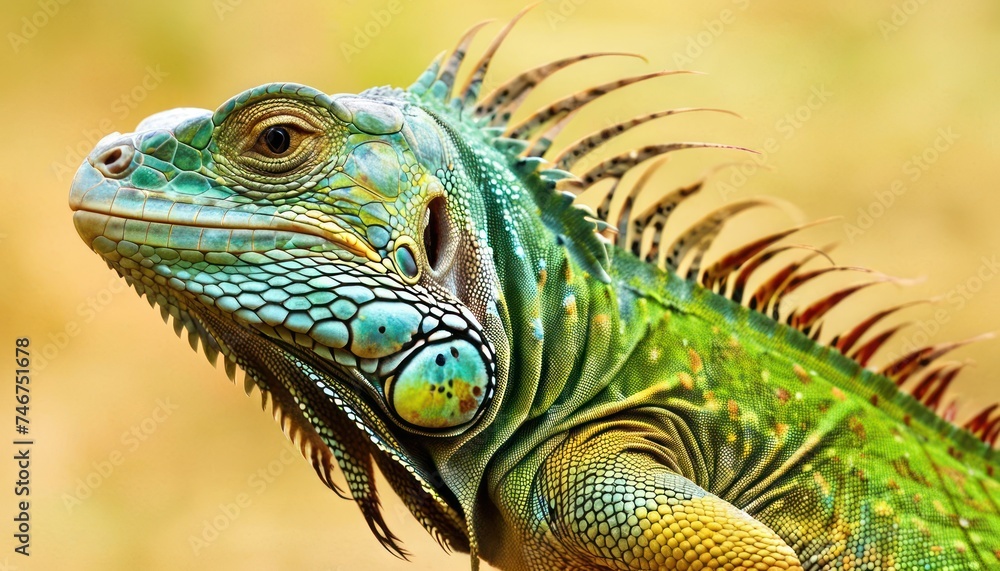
491,422,804,570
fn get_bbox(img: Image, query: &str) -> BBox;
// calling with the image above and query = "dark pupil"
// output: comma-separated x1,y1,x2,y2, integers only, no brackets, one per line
263,126,291,154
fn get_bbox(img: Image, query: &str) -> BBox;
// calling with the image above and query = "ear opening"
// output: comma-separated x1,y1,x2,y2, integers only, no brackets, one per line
423,195,449,273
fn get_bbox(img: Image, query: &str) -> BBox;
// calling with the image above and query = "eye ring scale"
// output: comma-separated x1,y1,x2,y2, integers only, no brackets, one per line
393,237,421,282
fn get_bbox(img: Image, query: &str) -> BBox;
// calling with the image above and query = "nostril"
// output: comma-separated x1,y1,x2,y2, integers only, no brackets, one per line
92,144,134,178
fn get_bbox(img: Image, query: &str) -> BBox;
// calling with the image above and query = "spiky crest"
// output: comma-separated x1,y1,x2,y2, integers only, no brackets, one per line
406,9,999,450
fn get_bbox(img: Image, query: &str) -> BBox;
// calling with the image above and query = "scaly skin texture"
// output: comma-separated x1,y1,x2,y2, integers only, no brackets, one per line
69,14,1000,571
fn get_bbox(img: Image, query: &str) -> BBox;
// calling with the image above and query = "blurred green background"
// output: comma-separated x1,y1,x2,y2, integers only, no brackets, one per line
2,0,999,569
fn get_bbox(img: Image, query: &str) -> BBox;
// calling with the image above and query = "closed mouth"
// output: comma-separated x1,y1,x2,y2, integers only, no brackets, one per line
70,192,380,262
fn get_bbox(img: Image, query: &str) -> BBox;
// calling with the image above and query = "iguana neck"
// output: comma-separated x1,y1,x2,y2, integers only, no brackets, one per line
419,115,634,538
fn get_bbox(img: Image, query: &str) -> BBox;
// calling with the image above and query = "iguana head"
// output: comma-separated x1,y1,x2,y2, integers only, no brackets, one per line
69,81,506,435
66,11,667,556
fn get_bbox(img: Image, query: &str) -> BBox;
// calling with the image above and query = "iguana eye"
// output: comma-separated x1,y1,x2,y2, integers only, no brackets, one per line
261,125,291,155
252,124,301,159
239,117,319,174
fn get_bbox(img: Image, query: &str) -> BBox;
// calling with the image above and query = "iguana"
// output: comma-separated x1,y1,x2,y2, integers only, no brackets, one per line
68,8,1000,570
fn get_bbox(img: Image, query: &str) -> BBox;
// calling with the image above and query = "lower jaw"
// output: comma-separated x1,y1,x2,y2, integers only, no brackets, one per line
73,212,406,407
91,238,395,437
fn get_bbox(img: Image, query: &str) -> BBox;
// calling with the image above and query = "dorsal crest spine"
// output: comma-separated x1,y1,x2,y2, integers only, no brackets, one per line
406,7,1000,453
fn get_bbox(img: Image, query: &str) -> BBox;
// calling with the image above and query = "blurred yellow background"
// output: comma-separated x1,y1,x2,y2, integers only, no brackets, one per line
2,0,999,569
